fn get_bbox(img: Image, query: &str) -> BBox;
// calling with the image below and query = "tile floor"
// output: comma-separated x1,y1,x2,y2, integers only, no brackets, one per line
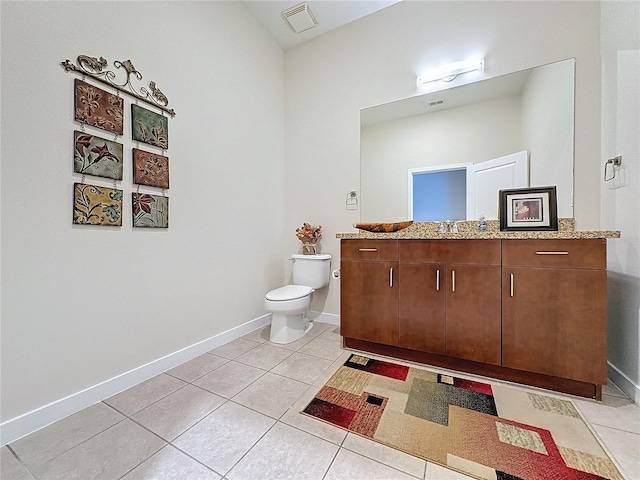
2,322,639,480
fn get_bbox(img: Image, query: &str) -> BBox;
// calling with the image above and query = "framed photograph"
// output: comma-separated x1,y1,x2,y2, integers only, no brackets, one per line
499,186,558,231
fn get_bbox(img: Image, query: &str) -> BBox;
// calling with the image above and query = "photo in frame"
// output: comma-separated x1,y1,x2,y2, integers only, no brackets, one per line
499,186,558,231
74,131,124,180
73,183,123,226
132,193,168,228
131,104,168,149
74,79,124,135
132,148,169,189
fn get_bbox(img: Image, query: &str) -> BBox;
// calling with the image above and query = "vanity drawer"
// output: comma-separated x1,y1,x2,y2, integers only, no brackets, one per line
341,240,398,261
399,240,501,265
502,239,606,269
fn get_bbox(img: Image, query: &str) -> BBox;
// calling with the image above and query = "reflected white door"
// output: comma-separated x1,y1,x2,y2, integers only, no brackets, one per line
466,151,529,220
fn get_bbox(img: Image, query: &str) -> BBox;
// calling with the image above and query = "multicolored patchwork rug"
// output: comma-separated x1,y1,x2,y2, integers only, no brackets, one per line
302,354,624,480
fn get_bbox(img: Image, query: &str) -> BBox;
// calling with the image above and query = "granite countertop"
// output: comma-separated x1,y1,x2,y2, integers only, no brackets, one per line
336,219,621,240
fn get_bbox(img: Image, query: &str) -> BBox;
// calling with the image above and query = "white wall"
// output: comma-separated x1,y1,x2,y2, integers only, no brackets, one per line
600,1,640,402
285,0,602,317
1,0,285,433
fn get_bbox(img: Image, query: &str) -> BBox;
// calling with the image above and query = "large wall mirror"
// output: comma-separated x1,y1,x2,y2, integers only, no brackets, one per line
360,58,575,222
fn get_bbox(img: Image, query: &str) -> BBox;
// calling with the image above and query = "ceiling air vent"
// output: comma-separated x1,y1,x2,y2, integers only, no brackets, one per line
282,3,318,33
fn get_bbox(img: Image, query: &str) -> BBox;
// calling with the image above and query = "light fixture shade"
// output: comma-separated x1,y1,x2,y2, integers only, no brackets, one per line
417,58,484,86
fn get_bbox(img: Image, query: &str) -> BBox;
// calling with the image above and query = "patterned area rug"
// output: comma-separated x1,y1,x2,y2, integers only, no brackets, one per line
302,354,624,480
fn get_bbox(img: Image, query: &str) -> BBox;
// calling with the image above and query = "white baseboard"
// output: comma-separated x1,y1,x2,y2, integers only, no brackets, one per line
310,311,340,326
0,314,272,446
608,361,640,404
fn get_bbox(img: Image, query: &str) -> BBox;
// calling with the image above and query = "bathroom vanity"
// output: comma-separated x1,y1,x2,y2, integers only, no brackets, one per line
337,222,620,400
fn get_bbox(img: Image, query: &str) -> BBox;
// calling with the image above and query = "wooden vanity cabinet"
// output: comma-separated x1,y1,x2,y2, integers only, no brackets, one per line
340,240,398,346
501,239,608,386
340,236,610,399
399,240,502,364
397,261,445,354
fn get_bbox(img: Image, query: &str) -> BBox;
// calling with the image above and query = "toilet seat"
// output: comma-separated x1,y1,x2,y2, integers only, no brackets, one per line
265,285,313,301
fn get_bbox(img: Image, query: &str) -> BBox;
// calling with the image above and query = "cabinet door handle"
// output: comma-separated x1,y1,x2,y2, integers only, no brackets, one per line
451,270,456,292
436,269,440,291
389,267,394,287
535,251,569,255
358,248,378,252
510,273,514,297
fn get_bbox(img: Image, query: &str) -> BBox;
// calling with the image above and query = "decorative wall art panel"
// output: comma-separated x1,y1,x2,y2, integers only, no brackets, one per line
131,104,168,149
74,131,124,180
132,193,168,228
132,149,169,189
74,79,124,135
73,183,123,226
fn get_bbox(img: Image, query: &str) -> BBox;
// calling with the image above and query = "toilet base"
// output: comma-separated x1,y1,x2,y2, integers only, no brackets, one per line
269,312,314,344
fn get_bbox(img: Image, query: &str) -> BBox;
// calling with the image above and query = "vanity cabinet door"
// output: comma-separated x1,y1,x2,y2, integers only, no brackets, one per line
340,259,398,346
502,266,608,384
445,264,502,365
398,263,445,354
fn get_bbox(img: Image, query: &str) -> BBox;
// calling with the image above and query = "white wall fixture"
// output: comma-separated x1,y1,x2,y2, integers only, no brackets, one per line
417,58,484,86
346,190,358,210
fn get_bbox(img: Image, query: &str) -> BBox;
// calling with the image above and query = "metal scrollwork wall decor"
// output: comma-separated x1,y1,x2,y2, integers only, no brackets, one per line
62,55,176,117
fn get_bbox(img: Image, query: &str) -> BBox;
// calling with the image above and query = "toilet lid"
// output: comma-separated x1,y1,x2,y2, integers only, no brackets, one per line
266,285,313,301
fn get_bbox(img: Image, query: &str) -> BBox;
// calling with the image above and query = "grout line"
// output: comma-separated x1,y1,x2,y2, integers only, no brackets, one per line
5,444,38,480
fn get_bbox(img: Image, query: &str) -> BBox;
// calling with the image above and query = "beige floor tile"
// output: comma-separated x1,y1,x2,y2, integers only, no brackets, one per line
234,343,293,370
343,432,426,478
1,447,35,480
591,424,640,480
10,402,124,470
425,462,475,479
270,352,334,384
324,448,419,480
173,401,275,476
266,333,314,351
603,381,629,398
574,395,640,435
306,321,335,337
193,361,264,398
104,373,187,416
298,337,345,361
232,372,309,419
209,338,261,359
132,384,226,441
319,325,342,342
120,445,221,480
226,422,339,480
31,419,165,480
240,326,270,343
165,353,228,382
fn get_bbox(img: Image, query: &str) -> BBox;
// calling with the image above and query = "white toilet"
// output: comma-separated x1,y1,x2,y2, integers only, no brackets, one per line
265,253,331,344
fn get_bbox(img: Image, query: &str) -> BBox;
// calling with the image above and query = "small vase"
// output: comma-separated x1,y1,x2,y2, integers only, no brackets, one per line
300,238,318,255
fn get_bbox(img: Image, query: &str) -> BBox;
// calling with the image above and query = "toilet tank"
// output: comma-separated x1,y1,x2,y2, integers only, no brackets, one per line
292,254,331,288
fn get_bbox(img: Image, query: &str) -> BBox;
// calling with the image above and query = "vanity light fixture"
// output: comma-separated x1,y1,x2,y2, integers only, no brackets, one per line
417,58,484,86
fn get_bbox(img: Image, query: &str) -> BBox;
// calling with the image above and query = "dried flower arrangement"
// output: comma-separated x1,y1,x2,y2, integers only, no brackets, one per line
295,222,322,241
